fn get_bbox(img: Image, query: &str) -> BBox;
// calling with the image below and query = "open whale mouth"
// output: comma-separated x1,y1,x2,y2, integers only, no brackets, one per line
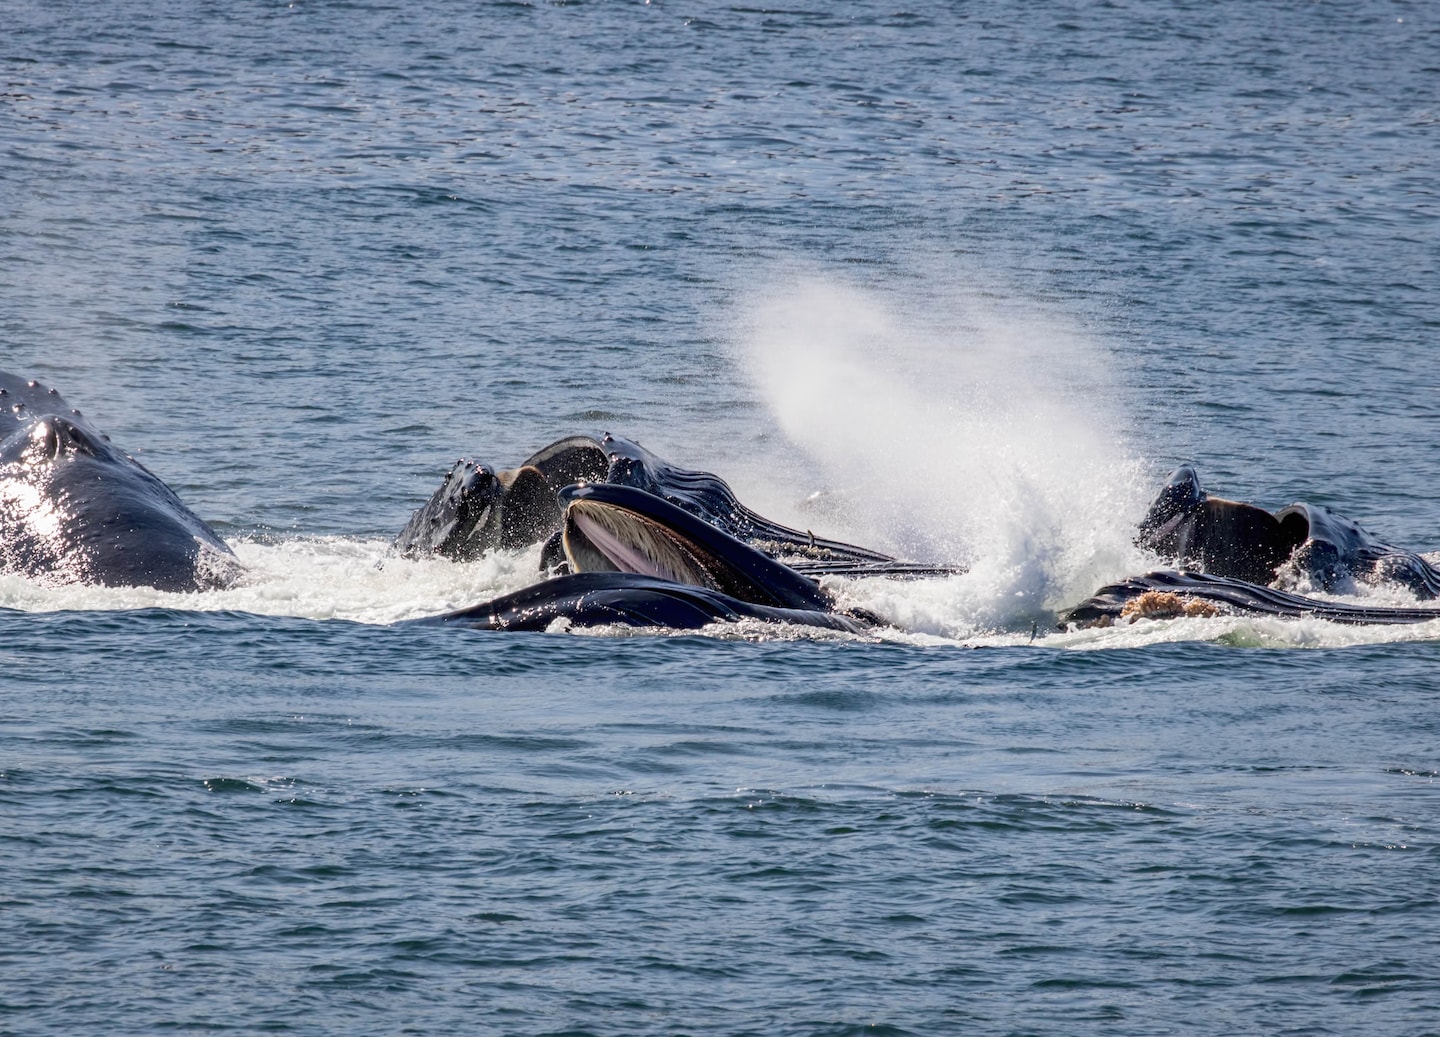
556,482,837,613
563,497,727,589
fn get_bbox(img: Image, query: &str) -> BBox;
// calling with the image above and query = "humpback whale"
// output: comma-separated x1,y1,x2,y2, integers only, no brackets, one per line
1063,465,1440,628
0,371,240,591
397,433,960,579
420,477,880,633
392,432,970,634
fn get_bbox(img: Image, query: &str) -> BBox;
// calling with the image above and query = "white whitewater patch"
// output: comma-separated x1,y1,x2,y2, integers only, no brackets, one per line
0,536,546,626
730,273,1153,637
1044,612,1440,651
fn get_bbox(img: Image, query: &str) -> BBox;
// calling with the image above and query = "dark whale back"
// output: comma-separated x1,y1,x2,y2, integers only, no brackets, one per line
394,434,959,578
0,372,237,591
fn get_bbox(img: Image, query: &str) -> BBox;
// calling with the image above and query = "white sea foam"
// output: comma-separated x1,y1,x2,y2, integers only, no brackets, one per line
729,272,1154,636
0,537,544,626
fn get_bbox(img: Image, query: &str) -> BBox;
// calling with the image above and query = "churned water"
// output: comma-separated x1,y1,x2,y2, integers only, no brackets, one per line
3,1,1439,1034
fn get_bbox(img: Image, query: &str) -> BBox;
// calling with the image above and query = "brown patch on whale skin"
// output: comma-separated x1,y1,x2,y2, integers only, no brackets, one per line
1121,591,1221,621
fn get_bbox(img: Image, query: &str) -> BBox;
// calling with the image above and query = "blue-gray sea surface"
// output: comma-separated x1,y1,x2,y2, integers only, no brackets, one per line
3,2,1439,1034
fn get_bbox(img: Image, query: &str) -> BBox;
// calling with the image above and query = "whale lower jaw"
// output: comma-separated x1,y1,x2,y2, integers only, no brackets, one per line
423,571,872,635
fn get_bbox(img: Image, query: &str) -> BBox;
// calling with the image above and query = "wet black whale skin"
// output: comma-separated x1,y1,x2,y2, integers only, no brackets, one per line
0,371,238,591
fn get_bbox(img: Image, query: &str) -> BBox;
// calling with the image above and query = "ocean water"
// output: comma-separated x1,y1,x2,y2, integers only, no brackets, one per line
3,1,1440,1034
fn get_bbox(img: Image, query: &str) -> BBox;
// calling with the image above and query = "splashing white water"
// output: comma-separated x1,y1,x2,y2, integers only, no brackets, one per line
0,537,545,626
729,274,1152,637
